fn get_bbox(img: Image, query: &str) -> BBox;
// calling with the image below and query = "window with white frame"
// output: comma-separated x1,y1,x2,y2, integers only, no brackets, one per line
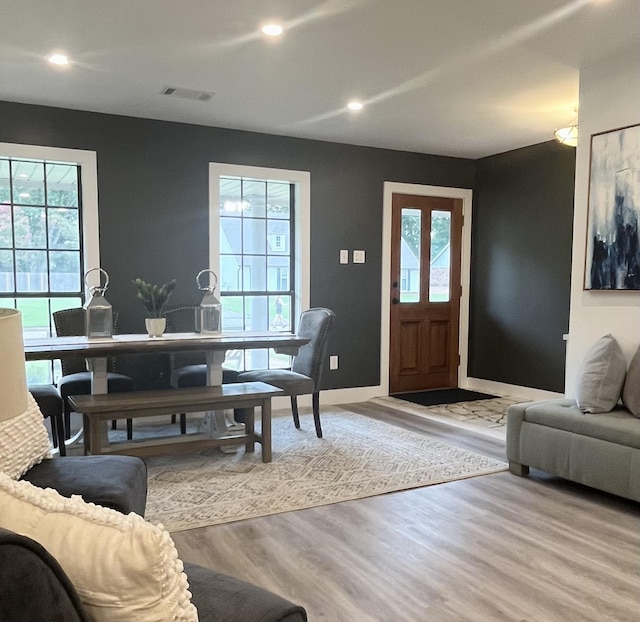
0,144,99,383
210,164,310,372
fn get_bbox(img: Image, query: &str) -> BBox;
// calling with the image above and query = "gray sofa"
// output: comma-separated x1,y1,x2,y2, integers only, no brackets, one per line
3,455,307,622
507,398,640,502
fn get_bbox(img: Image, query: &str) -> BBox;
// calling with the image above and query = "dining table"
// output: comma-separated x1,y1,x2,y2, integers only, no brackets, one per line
24,331,309,448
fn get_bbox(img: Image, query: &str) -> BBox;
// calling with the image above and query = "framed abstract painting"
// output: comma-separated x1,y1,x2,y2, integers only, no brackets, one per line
585,123,640,290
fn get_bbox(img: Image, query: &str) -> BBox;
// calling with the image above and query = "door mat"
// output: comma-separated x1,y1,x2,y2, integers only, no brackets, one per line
391,388,497,407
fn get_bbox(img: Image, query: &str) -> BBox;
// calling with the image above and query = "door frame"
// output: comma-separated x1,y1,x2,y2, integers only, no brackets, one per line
381,182,473,396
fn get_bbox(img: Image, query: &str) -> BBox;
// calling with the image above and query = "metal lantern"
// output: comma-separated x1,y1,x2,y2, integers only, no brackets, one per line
83,268,113,338
195,269,222,334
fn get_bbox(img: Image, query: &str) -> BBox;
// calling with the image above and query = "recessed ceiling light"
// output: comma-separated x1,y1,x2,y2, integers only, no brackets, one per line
47,52,70,66
347,101,364,111
261,23,283,37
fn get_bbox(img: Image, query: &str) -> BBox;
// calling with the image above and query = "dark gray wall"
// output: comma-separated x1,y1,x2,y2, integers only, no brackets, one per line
469,141,575,392
0,100,475,390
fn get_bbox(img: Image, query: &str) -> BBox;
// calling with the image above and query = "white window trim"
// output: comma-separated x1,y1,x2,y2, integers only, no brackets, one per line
0,142,100,289
208,163,310,324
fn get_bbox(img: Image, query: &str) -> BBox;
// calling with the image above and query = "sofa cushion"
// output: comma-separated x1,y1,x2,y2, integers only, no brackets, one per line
237,369,314,395
184,562,307,622
523,399,640,450
0,473,197,622
575,334,627,413
21,455,148,516
0,393,51,479
622,345,640,418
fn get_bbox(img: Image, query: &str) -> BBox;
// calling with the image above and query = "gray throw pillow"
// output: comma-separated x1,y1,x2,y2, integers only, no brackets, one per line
622,345,640,418
575,334,627,414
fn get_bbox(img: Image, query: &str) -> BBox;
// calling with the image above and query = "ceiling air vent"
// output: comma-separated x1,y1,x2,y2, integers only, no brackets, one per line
160,86,214,102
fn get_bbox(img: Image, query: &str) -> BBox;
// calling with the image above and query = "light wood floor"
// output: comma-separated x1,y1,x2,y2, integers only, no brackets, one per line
171,400,640,622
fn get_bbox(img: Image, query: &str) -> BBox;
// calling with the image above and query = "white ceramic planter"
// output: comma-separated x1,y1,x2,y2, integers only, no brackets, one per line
145,317,166,338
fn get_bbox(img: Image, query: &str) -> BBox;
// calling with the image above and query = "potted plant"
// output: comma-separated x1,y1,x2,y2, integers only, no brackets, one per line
132,278,176,337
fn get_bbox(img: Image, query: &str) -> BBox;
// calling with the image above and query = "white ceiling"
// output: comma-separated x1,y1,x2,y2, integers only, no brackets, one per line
1,0,638,158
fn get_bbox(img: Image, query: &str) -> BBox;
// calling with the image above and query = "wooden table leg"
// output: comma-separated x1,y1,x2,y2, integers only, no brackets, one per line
241,407,255,453
89,415,103,455
261,398,272,463
82,414,91,455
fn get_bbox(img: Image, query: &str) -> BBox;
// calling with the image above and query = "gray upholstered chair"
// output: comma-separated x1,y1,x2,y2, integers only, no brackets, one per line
236,307,335,438
53,308,135,440
28,384,66,456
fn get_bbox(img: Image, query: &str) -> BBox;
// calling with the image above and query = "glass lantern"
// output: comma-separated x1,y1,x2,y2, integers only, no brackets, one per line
83,268,113,338
195,269,222,335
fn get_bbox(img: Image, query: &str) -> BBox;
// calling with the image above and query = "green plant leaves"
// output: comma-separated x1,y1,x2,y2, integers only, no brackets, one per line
132,278,176,317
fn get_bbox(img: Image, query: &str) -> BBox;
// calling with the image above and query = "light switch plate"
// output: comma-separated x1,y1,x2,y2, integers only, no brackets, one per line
353,250,365,263
329,355,339,370
339,249,349,264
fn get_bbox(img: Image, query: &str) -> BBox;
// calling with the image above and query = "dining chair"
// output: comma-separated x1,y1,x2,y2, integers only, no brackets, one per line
164,306,240,433
28,384,66,456
53,308,135,440
235,307,335,438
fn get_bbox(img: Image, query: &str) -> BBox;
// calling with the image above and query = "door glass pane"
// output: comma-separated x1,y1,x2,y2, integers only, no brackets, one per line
429,210,451,302
400,208,420,303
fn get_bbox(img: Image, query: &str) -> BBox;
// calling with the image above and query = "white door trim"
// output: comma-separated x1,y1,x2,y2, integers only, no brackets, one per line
381,182,473,396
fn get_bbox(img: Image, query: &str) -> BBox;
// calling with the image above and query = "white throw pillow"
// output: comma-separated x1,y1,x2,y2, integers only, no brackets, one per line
622,345,640,418
575,334,627,414
0,473,198,622
0,392,51,478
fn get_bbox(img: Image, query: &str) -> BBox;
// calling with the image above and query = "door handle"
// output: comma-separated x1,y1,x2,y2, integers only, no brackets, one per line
392,297,400,304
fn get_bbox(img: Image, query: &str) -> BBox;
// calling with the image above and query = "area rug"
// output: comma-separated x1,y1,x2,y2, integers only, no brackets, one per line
144,408,507,532
371,395,522,438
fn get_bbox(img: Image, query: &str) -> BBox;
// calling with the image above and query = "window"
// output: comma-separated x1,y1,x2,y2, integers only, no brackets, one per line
0,144,99,383
210,164,310,372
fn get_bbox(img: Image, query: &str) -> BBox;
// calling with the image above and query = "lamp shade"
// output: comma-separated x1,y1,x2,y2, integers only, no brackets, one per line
0,309,28,423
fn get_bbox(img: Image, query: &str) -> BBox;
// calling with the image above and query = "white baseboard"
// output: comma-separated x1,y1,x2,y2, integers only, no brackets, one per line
272,386,386,410
274,380,564,411
461,378,563,402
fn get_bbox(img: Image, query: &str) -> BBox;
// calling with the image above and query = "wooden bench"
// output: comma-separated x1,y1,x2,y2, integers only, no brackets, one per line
67,382,283,462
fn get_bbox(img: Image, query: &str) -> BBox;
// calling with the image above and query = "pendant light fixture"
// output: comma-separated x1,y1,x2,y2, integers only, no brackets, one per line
554,109,578,147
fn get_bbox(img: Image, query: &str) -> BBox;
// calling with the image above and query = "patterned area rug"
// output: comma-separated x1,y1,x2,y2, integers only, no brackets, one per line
145,408,507,532
370,395,522,438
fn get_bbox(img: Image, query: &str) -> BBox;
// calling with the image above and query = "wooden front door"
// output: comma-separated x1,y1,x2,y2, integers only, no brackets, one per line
389,193,463,394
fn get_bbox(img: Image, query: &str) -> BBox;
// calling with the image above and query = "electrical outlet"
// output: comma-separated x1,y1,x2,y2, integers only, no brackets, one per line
329,355,339,370
353,250,365,263
339,249,349,264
